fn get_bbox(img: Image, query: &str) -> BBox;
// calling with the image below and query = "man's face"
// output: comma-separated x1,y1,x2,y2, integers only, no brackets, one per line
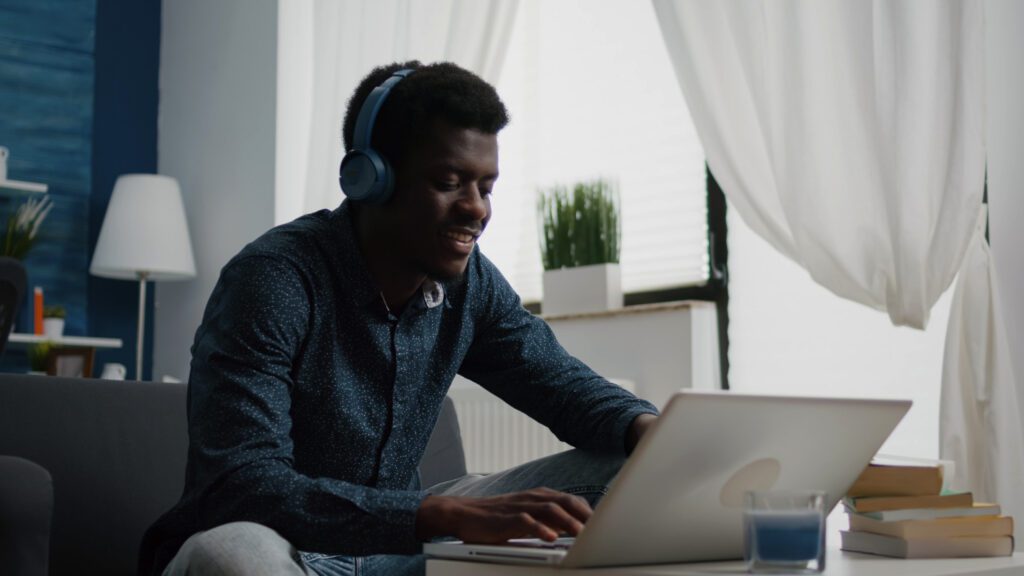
385,120,499,281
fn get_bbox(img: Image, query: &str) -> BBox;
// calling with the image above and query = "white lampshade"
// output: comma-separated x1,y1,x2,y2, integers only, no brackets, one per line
91,174,196,280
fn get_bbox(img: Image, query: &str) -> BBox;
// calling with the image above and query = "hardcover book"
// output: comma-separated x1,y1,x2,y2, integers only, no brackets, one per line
848,514,1013,539
844,492,973,513
847,462,943,498
840,530,1014,559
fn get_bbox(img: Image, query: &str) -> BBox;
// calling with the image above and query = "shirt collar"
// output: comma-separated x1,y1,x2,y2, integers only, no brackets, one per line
419,279,445,309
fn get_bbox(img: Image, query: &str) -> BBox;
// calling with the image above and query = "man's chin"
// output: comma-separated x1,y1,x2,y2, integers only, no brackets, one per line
428,259,470,282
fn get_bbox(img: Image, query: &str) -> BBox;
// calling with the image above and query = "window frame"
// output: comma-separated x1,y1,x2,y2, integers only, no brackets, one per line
524,165,731,388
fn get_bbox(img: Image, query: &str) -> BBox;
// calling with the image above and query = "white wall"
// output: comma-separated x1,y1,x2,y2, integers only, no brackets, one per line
275,0,313,226
986,0,1024,421
153,0,278,381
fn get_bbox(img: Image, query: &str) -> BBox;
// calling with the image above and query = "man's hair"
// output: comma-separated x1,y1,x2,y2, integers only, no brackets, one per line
342,61,510,167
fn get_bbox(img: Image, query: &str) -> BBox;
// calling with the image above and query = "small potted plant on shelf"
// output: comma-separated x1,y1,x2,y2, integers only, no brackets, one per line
537,177,622,315
43,304,65,338
2,194,53,260
27,341,52,375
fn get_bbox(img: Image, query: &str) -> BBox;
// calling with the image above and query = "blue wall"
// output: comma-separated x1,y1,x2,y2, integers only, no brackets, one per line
89,0,161,379
0,0,161,378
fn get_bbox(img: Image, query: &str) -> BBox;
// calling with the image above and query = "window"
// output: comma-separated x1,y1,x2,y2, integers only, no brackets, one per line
481,0,711,303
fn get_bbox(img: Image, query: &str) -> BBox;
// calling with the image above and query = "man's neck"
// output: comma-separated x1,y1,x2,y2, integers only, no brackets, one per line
354,207,426,314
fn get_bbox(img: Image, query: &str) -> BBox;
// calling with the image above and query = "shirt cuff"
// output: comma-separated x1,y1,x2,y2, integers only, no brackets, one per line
612,401,660,455
363,489,431,554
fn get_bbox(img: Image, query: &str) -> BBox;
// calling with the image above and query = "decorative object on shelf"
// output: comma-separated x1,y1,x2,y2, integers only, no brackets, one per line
538,178,622,315
33,286,43,335
100,362,127,380
90,174,196,380
0,146,8,181
2,194,53,260
42,304,65,338
27,340,52,374
46,346,94,378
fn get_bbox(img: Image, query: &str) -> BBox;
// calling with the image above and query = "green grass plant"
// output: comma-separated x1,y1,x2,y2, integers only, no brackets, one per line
538,178,620,270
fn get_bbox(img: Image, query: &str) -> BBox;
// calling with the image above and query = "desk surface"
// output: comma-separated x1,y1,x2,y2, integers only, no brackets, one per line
428,547,1024,575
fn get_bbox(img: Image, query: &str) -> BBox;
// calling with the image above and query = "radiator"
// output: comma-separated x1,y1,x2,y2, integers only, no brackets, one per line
447,379,635,474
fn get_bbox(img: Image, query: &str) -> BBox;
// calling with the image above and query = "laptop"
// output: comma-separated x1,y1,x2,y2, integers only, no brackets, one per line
425,390,911,568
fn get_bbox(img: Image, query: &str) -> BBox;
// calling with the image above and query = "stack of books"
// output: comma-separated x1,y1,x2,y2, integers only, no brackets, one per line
840,458,1015,558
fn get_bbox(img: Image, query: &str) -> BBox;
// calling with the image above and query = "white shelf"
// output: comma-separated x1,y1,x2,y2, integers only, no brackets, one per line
0,179,48,194
8,333,123,349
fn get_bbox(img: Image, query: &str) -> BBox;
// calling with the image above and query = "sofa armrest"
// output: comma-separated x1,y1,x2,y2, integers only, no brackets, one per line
0,455,53,576
418,396,467,488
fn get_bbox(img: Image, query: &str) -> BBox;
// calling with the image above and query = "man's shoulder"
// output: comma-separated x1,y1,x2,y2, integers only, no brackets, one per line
464,246,497,279
452,247,522,314
230,209,336,272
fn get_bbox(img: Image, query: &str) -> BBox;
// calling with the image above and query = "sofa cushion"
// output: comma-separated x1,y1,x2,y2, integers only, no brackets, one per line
0,374,466,575
0,375,189,576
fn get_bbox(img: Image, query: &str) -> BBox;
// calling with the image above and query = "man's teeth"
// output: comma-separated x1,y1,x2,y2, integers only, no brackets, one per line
443,231,476,243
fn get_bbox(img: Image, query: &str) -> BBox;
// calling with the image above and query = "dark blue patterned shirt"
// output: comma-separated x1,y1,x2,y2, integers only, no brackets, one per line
141,201,657,572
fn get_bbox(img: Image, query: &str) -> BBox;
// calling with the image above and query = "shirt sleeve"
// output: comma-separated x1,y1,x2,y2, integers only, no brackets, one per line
457,253,659,454
186,255,426,556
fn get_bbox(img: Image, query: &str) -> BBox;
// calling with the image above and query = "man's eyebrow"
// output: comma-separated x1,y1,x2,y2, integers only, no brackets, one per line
431,163,499,180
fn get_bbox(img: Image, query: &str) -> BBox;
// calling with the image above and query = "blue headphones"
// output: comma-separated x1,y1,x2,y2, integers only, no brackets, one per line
339,69,414,203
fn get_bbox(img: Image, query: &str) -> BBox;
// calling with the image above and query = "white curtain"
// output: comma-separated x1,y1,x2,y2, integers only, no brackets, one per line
941,209,1024,522
652,0,1023,531
302,0,520,214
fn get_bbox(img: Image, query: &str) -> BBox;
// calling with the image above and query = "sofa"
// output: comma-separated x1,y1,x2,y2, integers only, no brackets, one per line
0,374,466,576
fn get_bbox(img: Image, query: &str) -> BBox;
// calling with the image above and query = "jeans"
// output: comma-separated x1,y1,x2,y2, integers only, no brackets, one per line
164,449,624,576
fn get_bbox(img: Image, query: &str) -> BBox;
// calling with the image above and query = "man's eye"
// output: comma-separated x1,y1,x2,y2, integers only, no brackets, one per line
480,187,493,197
436,181,459,191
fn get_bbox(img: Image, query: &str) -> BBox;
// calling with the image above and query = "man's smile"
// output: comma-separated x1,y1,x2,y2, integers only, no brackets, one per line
441,226,482,255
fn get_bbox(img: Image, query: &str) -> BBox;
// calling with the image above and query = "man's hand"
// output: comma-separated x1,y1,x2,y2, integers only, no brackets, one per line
415,488,592,543
626,413,658,454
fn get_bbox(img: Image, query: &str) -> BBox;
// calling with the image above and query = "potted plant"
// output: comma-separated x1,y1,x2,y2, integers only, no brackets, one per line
2,194,53,260
538,178,622,315
27,341,52,375
43,304,65,338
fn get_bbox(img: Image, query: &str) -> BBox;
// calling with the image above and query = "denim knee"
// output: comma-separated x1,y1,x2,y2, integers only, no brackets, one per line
166,521,305,576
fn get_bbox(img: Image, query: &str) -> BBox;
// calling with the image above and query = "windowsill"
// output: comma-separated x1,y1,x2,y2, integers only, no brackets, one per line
540,300,708,322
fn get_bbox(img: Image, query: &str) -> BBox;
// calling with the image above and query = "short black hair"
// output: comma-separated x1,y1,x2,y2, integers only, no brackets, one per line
342,61,510,167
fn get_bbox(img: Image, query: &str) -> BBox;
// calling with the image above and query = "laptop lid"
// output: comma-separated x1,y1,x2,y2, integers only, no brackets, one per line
559,390,910,568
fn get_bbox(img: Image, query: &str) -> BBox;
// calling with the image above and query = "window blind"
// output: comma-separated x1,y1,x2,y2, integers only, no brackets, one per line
480,0,709,302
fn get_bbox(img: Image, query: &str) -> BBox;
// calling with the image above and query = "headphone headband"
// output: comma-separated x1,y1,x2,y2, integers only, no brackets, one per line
351,69,414,153
339,68,414,204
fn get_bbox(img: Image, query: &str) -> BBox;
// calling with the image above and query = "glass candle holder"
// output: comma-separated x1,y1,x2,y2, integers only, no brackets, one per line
743,490,826,573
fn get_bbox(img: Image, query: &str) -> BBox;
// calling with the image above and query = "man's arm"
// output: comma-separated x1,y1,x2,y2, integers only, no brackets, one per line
458,253,659,455
626,413,659,454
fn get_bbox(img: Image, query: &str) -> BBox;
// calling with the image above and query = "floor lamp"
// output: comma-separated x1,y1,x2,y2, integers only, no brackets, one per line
90,174,196,381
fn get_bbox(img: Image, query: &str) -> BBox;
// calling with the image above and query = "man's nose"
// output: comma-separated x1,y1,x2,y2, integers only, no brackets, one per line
457,185,489,221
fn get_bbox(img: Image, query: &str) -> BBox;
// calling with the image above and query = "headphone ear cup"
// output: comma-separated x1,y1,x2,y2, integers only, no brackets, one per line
378,155,395,203
340,149,392,203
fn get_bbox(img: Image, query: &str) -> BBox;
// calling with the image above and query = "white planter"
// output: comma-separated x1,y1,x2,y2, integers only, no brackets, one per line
43,318,64,338
542,263,622,316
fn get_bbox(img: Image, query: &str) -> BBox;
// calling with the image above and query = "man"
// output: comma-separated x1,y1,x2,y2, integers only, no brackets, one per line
141,61,658,576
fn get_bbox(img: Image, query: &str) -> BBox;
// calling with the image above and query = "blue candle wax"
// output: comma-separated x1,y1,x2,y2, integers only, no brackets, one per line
744,509,823,562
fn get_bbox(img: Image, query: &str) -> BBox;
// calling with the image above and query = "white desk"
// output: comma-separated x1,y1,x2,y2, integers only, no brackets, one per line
428,547,1024,575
